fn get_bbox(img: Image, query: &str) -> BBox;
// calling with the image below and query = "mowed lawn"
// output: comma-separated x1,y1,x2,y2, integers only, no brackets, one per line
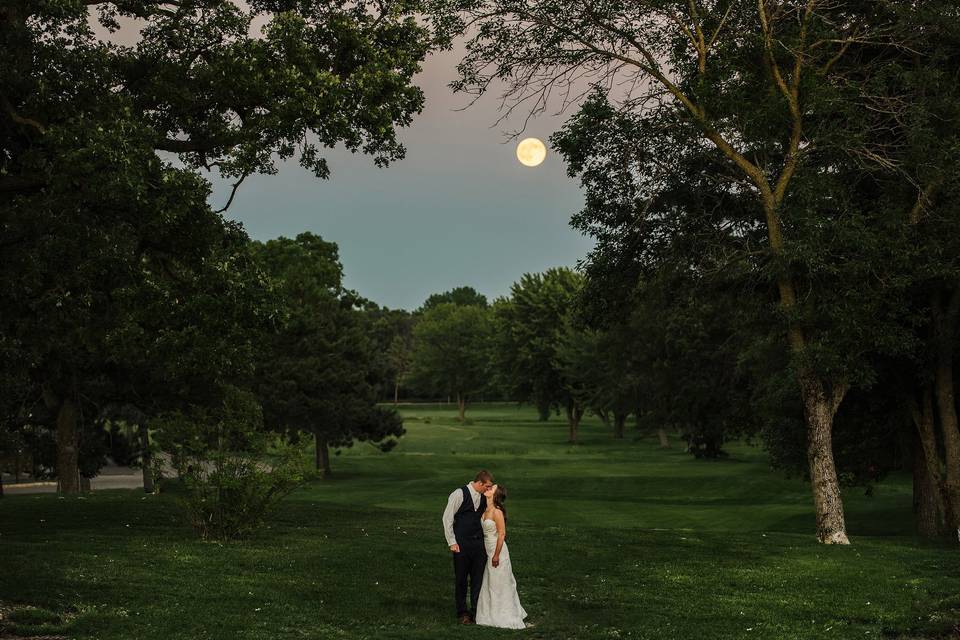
1,404,958,640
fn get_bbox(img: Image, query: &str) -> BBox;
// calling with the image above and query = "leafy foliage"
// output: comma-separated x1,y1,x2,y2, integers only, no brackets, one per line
154,386,312,540
492,268,582,420
409,302,493,416
254,233,404,473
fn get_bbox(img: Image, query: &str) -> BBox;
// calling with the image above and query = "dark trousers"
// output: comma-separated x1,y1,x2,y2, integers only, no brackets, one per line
453,540,486,617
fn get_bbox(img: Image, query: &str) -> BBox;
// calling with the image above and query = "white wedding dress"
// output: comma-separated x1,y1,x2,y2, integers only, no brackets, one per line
474,517,528,629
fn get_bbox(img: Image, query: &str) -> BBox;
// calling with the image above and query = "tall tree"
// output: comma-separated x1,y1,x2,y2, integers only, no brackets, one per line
361,305,416,403
441,0,923,544
1,0,446,491
409,302,493,421
254,233,404,477
492,268,583,423
886,1,960,540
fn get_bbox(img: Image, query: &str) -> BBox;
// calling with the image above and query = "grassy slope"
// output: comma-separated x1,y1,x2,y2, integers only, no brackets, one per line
0,403,957,640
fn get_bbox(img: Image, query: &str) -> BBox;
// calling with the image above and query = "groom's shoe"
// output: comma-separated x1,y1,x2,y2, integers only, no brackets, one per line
458,614,472,625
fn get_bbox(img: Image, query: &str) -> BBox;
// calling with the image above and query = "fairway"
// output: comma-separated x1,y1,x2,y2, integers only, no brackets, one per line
1,404,957,640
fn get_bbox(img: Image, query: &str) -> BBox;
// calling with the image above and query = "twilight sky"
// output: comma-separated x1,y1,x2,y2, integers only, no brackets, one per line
208,45,593,311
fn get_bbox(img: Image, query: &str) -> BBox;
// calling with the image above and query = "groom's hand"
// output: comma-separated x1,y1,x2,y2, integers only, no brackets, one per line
450,544,460,553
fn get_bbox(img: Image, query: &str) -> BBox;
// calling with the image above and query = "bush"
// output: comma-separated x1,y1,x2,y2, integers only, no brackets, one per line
153,386,313,540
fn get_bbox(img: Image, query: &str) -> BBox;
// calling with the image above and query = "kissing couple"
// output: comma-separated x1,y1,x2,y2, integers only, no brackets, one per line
441,470,528,629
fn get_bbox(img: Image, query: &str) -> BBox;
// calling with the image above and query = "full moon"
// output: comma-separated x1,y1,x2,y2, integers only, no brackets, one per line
516,137,546,167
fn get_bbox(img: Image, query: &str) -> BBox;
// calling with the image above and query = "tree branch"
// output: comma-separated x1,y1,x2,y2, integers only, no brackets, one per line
0,174,48,194
1,96,46,134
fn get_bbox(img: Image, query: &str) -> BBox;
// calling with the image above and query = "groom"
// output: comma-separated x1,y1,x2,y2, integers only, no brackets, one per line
441,470,494,625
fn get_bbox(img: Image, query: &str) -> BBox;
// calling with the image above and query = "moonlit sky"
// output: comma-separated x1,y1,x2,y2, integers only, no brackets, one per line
210,45,592,310
96,16,593,310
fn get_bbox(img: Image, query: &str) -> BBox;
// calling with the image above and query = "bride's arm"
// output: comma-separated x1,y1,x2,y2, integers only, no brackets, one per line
491,510,506,567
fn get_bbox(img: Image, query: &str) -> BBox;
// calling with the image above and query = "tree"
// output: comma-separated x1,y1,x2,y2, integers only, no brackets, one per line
410,303,493,421
386,334,414,405
0,128,259,493
419,286,488,312
1,0,447,491
881,2,960,540
552,322,605,443
361,305,416,403
492,268,583,422
2,1,446,195
440,0,924,544
154,385,312,540
254,233,404,477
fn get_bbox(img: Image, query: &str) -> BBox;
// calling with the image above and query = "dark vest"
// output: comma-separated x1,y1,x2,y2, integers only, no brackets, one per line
452,485,486,545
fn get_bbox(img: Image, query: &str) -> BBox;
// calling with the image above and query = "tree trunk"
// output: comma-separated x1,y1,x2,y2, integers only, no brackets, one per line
140,424,154,494
394,380,400,406
31,438,39,480
758,190,852,544
914,442,939,537
798,374,850,545
457,392,466,422
315,433,332,477
932,290,960,538
56,397,81,495
657,427,670,448
613,411,627,439
913,422,947,538
597,408,610,428
912,387,950,536
536,400,551,422
565,400,583,444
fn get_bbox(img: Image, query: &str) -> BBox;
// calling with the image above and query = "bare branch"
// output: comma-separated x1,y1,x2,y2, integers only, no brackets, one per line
215,172,249,213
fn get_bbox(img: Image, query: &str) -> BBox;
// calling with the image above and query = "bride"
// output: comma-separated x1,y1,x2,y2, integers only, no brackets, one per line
475,484,528,629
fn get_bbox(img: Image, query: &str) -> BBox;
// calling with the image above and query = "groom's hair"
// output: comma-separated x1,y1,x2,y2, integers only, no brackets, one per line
474,470,493,483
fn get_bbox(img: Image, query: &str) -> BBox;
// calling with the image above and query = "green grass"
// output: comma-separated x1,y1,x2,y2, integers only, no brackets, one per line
1,403,958,640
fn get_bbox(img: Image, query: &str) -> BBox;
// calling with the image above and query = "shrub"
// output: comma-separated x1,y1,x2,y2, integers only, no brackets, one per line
153,386,313,540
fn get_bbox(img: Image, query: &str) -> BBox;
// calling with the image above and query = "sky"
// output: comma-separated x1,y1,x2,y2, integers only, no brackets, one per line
207,45,593,310
94,12,594,311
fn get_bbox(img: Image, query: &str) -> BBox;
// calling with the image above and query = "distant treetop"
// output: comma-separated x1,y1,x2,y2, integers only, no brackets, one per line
418,286,488,312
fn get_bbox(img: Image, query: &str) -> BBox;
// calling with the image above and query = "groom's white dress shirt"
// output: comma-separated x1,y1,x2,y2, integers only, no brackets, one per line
442,481,481,547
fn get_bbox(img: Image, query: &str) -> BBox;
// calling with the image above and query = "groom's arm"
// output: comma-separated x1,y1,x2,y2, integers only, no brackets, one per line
442,489,462,551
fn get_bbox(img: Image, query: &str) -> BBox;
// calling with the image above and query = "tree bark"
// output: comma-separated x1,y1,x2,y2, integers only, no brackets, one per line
394,380,400,406
911,387,950,536
913,423,946,538
657,427,671,448
315,433,332,477
140,423,154,493
798,374,850,544
932,290,960,537
56,397,81,495
457,392,466,422
565,400,583,444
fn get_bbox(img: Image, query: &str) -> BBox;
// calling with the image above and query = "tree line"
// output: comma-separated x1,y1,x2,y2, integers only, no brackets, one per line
424,0,960,545
0,0,447,534
4,0,960,548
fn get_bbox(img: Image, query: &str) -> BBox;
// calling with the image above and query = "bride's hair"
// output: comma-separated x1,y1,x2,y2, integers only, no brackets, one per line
492,485,507,522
